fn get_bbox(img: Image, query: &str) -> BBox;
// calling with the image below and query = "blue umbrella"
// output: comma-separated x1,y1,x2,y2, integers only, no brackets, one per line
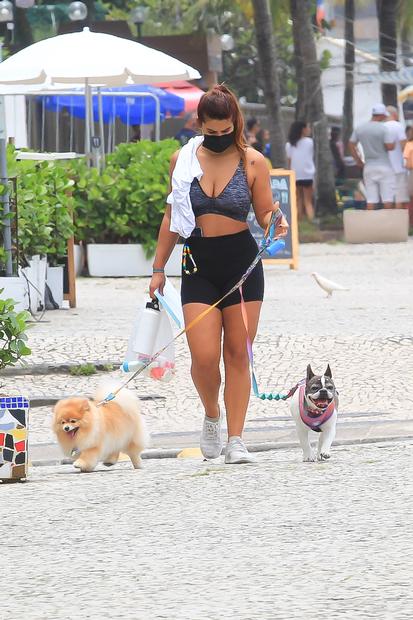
41,84,185,125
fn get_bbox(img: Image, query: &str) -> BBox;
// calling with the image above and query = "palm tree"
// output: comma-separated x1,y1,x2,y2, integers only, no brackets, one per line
290,0,336,215
251,0,286,167
342,0,355,153
289,0,306,121
399,0,413,66
376,0,399,106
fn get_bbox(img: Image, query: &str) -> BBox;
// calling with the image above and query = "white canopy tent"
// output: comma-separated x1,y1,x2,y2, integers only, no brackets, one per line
0,27,200,161
0,28,200,274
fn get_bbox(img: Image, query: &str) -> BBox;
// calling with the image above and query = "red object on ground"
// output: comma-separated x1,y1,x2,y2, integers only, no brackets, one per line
155,80,204,113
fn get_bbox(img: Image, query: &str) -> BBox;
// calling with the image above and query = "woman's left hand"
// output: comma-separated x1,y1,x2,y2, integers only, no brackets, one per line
272,202,289,237
276,215,289,238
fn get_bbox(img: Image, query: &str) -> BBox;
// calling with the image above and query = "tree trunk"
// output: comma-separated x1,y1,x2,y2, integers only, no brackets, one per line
251,0,286,167
290,0,306,121
13,7,34,52
342,0,355,153
376,0,399,106
291,0,337,216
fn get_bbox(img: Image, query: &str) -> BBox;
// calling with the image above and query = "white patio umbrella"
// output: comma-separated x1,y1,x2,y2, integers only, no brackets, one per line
0,27,200,160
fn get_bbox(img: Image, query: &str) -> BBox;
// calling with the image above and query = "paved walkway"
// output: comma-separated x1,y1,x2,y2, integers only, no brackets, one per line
1,441,412,619
4,241,413,448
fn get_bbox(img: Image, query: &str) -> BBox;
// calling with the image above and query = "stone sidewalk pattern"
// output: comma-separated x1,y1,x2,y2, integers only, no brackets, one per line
1,441,412,619
5,241,413,445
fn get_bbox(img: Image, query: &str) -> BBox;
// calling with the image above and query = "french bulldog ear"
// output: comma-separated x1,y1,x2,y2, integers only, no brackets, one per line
306,365,315,381
325,364,332,378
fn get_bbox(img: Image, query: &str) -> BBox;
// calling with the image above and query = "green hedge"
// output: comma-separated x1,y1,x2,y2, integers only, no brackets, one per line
0,147,75,272
71,139,179,257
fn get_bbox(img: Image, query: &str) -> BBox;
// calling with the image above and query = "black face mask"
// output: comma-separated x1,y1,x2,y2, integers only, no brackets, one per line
203,131,235,153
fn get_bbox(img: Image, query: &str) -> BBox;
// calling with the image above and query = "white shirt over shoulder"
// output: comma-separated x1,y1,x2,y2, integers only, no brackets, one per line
285,137,315,181
167,135,204,239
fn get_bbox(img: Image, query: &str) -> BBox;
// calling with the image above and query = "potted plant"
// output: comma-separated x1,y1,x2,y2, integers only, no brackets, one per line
72,139,182,276
5,150,75,309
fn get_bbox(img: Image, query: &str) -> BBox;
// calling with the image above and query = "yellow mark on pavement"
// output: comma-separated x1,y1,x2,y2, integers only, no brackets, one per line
177,447,202,459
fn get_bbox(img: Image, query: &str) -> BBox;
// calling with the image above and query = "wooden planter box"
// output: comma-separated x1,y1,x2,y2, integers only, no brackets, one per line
0,396,29,483
343,209,409,244
87,244,183,277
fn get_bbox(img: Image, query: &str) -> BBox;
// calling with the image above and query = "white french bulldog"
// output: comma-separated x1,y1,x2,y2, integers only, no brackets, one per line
290,365,338,462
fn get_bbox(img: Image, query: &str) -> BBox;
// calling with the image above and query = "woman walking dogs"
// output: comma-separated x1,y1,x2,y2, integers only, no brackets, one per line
149,85,288,464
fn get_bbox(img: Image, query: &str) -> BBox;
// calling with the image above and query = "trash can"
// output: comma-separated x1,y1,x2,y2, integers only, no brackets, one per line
0,397,29,482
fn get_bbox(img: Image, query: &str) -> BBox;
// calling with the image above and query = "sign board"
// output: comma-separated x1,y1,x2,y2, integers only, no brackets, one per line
247,168,299,270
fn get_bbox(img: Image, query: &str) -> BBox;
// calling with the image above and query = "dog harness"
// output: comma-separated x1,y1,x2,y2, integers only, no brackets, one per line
298,380,336,432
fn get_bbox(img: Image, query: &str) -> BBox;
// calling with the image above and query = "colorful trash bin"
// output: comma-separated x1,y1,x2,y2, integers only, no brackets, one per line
0,396,29,482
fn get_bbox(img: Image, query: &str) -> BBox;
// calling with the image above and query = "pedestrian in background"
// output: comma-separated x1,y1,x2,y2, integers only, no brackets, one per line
286,121,315,221
174,112,198,146
386,106,409,209
329,126,346,183
403,127,413,218
349,104,395,209
245,117,260,147
256,128,271,158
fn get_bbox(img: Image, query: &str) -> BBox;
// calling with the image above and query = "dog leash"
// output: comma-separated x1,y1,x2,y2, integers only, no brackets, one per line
97,211,285,407
239,285,299,401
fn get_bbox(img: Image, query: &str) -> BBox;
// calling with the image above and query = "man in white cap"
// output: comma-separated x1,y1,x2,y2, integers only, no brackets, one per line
385,105,409,209
349,103,395,209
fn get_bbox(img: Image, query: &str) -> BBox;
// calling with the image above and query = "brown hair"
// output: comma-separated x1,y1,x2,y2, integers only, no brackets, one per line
197,84,247,154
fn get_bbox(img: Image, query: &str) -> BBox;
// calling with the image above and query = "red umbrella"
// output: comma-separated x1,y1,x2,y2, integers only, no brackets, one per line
155,80,204,113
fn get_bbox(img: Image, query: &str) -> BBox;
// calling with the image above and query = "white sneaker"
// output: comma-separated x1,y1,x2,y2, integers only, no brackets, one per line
225,436,256,464
200,409,223,459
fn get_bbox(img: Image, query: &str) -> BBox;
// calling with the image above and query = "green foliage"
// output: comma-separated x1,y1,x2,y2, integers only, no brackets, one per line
0,292,31,371
69,363,97,376
71,139,178,257
0,147,75,268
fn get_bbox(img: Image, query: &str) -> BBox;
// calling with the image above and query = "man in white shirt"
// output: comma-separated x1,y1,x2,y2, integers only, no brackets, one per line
386,105,409,209
349,103,395,209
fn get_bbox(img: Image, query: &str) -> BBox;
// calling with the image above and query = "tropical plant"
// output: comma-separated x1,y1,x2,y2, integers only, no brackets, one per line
0,293,31,372
7,153,75,265
251,0,286,167
342,0,355,152
376,0,398,106
289,0,337,216
71,139,178,257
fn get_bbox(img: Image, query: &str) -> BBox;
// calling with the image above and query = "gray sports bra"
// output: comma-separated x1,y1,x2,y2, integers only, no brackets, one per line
189,160,251,222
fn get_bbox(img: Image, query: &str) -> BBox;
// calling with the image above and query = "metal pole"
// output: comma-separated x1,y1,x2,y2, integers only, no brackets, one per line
84,78,90,161
154,94,160,141
41,96,45,151
55,97,60,152
0,96,13,276
97,87,105,167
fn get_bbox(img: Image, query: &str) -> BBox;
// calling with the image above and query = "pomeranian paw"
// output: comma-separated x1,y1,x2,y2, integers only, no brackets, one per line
73,458,95,472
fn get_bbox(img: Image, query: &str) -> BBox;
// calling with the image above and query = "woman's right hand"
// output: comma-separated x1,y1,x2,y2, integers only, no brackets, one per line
149,272,166,299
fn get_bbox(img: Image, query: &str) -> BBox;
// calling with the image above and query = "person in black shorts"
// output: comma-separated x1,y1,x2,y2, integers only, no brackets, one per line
150,85,288,464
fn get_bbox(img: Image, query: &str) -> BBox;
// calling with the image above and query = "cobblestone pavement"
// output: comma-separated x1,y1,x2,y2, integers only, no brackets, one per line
4,241,413,444
1,441,412,619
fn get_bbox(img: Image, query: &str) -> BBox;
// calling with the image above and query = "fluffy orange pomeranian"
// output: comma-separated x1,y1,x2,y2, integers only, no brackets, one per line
52,383,149,472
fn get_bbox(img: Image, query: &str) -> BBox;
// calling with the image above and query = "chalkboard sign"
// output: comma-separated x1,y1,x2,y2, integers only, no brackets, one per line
247,169,299,269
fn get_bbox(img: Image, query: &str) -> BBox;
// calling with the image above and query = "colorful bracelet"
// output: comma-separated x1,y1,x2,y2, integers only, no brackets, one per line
152,268,165,273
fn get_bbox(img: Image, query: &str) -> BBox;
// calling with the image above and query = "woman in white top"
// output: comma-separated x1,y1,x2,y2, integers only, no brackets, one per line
285,121,315,221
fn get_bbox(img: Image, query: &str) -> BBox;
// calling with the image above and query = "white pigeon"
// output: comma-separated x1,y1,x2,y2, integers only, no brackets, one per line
311,272,349,297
